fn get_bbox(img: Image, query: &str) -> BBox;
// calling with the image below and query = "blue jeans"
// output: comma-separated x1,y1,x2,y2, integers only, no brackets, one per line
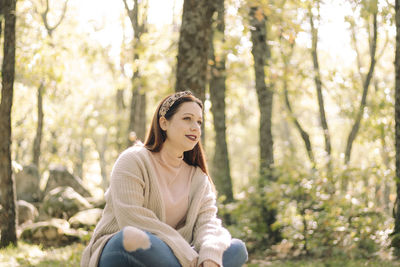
98,228,248,267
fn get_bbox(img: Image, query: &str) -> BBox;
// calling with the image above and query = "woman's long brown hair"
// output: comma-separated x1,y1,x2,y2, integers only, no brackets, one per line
144,93,214,188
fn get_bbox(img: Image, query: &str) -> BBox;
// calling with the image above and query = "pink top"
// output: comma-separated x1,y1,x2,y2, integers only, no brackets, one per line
149,149,194,229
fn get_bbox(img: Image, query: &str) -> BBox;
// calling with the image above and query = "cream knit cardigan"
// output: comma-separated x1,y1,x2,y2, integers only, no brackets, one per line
81,145,231,267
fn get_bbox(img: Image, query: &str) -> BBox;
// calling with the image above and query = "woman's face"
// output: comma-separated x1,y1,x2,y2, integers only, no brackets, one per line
160,101,202,154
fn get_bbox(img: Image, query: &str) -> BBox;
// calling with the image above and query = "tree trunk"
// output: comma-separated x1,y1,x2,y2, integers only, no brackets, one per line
176,0,216,144
128,70,146,143
0,0,17,248
392,0,400,253
73,137,84,180
0,1,3,41
116,88,126,151
94,134,108,190
308,4,332,171
175,0,215,101
33,81,44,170
249,7,274,180
379,125,391,213
375,125,388,211
123,0,147,143
249,6,281,246
209,0,233,203
344,10,377,165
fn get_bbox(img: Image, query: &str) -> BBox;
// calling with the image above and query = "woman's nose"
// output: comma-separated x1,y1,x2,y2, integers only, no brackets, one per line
191,122,200,131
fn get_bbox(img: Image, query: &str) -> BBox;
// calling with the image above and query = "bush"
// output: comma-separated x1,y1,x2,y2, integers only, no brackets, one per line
218,163,392,259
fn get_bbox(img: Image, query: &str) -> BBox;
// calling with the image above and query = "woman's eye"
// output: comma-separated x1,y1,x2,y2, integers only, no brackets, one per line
183,117,191,121
197,121,202,126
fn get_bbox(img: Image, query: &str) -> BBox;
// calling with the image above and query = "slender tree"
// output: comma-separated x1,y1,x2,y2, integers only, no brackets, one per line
209,0,234,203
94,132,109,190
0,0,17,248
32,81,44,169
308,2,332,171
392,0,400,254
279,35,316,167
249,6,281,245
123,0,147,143
33,0,68,170
379,125,392,213
99,28,129,152
344,3,378,165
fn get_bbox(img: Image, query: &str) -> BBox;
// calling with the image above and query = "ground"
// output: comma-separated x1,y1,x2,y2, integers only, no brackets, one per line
0,242,83,267
1,242,400,266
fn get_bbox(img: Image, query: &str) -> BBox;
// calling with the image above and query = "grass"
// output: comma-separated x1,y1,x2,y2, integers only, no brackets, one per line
0,241,84,267
246,258,400,267
2,242,400,267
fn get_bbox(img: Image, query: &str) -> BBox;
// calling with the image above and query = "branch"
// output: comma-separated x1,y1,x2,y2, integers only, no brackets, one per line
50,0,68,32
122,0,146,38
100,46,116,80
122,0,136,32
122,0,132,19
140,0,148,34
39,0,69,37
15,108,33,127
349,18,364,81
376,29,389,62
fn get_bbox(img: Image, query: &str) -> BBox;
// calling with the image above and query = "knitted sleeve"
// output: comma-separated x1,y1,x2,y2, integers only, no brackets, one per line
192,178,231,266
109,149,198,266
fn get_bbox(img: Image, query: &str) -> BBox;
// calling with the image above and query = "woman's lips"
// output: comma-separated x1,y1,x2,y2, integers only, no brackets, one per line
185,135,197,141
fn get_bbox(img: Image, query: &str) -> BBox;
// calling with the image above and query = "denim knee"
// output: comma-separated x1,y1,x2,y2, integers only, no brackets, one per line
231,239,248,264
99,229,181,267
223,238,248,267
145,233,181,266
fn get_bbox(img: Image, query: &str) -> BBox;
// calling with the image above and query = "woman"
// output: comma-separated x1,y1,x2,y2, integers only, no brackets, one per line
81,91,248,267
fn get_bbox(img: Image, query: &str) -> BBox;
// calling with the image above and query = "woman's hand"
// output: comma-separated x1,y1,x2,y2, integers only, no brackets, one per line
201,260,219,267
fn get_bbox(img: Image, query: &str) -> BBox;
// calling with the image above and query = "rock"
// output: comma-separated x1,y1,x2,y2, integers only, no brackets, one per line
86,197,106,209
69,208,103,229
20,218,82,246
17,200,39,225
42,186,92,219
15,164,41,202
44,165,91,198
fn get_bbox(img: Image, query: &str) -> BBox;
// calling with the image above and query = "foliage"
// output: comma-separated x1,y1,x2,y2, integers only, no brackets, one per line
218,162,394,259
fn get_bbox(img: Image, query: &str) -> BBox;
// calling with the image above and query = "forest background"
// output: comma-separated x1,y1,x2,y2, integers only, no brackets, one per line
1,0,400,266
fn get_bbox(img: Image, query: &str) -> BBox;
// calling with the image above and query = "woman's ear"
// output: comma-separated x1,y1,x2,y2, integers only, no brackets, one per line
159,116,168,131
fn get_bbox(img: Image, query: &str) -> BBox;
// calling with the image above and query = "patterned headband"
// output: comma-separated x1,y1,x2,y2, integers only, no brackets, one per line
159,91,193,117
